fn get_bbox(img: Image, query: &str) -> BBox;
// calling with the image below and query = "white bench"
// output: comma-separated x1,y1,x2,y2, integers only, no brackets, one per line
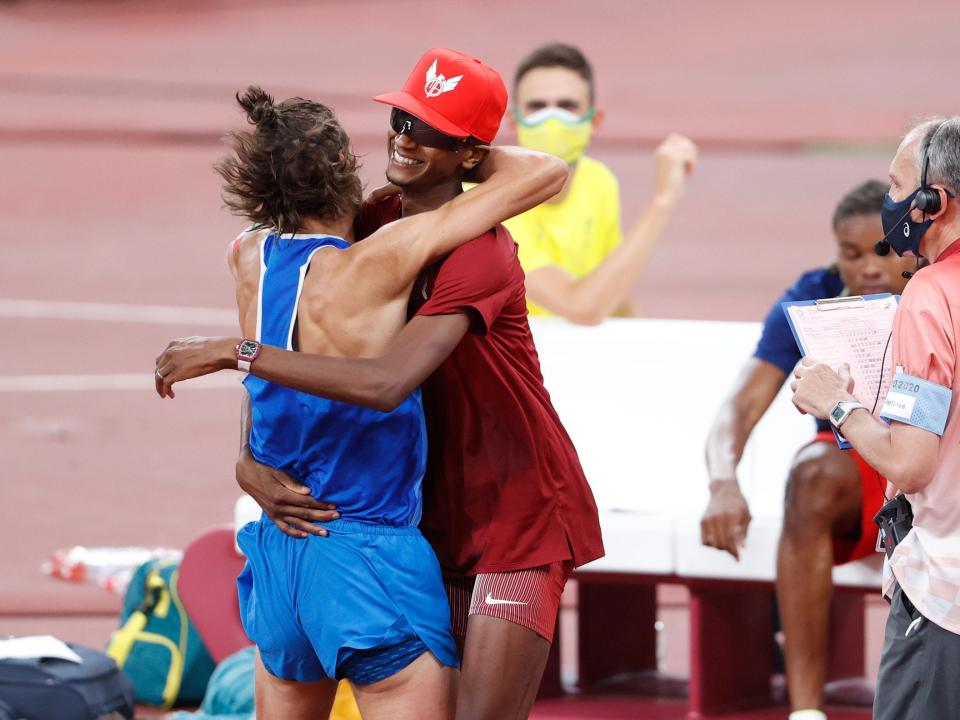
530,317,882,586
529,317,881,712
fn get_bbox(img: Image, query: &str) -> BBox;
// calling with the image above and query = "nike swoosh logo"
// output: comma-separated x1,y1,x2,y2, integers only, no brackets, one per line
484,592,527,606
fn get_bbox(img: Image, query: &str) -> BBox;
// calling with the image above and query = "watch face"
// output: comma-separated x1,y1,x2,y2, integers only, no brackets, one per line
238,340,259,359
831,404,845,423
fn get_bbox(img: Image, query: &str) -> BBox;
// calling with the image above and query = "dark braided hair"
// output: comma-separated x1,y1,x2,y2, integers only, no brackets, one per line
215,86,362,233
832,179,887,231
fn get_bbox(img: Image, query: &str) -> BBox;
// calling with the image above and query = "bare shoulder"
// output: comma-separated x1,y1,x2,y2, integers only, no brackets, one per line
229,226,270,281
329,217,421,285
301,241,354,298
349,215,419,258
299,242,389,348
300,227,413,325
232,226,270,256
227,227,270,337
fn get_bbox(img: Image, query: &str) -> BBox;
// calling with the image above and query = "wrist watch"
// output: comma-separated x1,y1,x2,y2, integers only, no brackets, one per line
829,400,866,430
235,339,261,372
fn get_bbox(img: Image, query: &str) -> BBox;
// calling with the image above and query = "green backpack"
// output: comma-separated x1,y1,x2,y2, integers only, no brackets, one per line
106,556,216,708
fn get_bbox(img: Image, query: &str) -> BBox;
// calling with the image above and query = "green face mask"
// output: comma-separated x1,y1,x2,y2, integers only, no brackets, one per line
514,107,595,165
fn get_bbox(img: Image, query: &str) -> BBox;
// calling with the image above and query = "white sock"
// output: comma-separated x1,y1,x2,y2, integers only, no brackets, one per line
789,711,827,720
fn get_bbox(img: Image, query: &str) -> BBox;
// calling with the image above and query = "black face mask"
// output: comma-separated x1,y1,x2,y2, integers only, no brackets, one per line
880,188,931,257
880,186,956,257
390,108,470,151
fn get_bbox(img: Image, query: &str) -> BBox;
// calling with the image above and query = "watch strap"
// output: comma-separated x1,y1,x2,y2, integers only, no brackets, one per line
236,339,261,373
831,400,866,429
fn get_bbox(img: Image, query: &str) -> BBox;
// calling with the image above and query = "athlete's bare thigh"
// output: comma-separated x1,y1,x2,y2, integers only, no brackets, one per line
351,651,457,720
457,615,550,720
450,562,571,720
254,652,337,720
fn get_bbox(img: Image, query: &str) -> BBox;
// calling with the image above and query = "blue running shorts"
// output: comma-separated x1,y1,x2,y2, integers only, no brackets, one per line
236,517,458,685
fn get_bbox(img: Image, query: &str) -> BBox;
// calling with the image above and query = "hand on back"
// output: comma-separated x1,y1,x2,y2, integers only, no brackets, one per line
236,449,339,538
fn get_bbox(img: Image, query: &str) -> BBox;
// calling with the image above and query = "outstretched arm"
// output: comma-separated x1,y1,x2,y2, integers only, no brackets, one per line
348,147,566,303
155,313,471,410
701,358,786,559
524,134,697,325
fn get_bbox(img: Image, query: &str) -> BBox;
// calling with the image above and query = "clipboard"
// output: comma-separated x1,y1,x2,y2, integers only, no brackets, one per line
781,294,899,448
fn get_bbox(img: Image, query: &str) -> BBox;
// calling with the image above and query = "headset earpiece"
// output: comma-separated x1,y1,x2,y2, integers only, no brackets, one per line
916,122,946,215
915,186,942,214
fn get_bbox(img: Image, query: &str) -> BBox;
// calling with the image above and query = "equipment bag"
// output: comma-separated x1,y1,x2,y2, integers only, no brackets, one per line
106,556,216,708
0,699,14,720
168,646,255,720
0,642,134,720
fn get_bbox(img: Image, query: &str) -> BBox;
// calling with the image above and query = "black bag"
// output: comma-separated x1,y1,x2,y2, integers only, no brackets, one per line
0,642,134,720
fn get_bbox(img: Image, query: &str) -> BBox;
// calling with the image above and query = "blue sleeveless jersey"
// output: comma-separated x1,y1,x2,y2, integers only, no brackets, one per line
244,233,427,526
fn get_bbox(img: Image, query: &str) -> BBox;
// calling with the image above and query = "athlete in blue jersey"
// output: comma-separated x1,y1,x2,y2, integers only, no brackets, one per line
157,87,565,719
243,232,428,527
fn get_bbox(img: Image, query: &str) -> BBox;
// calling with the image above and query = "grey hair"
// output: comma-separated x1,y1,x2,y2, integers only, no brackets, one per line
907,116,960,195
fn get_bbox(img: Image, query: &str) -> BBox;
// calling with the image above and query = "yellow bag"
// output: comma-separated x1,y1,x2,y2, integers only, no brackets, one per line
332,681,361,720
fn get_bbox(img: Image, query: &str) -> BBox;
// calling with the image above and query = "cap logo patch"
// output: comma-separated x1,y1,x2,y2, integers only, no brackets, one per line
424,59,462,98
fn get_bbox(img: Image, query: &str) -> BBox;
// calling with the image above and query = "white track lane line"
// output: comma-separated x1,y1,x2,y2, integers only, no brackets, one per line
1,300,240,392
0,372,244,392
0,299,236,326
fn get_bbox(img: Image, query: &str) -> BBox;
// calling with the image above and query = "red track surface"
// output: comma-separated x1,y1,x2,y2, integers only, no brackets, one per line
0,1,950,713
530,697,870,720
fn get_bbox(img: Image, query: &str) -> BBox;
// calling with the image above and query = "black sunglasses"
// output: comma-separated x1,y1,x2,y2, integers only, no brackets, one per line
390,108,474,151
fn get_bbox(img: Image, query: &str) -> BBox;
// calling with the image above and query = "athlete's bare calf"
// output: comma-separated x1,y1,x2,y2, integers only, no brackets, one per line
776,441,862,712
456,616,550,720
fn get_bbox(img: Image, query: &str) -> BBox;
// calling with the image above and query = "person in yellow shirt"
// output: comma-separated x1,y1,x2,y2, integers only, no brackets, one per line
508,43,697,323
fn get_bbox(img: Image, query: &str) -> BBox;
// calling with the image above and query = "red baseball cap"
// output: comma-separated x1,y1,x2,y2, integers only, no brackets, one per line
373,47,507,144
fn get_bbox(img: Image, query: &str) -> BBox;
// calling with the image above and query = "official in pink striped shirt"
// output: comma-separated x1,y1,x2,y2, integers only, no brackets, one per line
791,116,960,720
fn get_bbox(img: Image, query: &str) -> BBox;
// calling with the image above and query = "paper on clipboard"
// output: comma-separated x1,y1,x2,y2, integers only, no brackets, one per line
782,294,899,448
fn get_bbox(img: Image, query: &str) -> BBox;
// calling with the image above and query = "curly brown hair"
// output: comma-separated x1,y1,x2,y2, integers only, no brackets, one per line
214,86,362,232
